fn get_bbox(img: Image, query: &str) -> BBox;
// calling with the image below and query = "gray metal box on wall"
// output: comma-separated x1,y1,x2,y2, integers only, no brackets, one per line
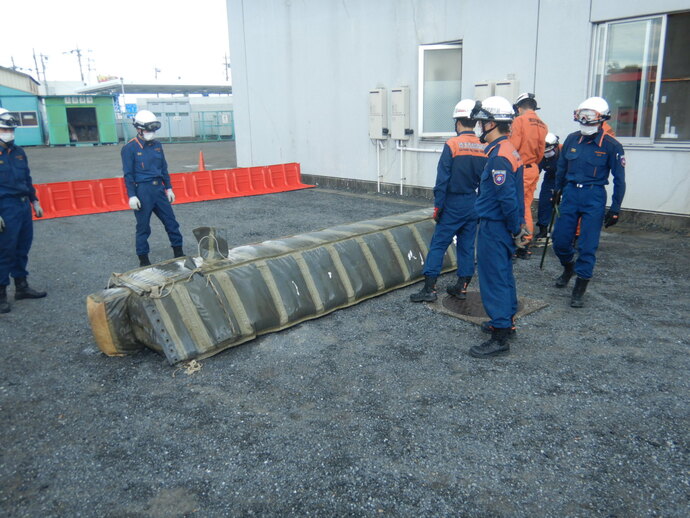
145,100,193,139
391,86,411,140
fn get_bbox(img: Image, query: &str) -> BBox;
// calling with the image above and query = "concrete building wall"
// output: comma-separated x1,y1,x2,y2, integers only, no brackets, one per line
227,0,690,216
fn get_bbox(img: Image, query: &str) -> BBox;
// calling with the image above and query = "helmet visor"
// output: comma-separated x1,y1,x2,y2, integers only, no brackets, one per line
574,109,603,125
141,121,162,132
0,112,19,128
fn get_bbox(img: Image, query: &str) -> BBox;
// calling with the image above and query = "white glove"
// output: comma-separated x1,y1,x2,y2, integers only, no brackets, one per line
166,189,175,204
0,215,4,232
32,201,43,218
129,196,141,210
513,226,531,249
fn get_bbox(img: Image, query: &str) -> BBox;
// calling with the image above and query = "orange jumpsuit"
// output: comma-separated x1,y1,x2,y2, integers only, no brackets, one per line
509,110,548,242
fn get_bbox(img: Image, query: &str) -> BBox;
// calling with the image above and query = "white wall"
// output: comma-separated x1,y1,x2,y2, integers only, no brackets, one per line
227,0,690,215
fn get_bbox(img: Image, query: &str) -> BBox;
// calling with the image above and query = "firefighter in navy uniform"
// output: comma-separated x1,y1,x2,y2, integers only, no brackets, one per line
469,97,528,358
121,110,184,267
0,108,47,314
410,99,486,303
551,97,626,308
534,132,560,242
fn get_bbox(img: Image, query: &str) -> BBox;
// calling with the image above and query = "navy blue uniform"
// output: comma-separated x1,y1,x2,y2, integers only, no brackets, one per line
552,128,625,279
537,146,560,227
475,136,524,329
423,131,486,278
121,136,182,256
0,143,38,286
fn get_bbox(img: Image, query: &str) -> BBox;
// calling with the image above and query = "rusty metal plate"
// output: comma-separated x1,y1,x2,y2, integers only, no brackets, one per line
427,291,548,326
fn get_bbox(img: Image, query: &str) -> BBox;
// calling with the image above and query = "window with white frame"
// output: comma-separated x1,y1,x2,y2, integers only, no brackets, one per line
418,43,462,138
592,11,690,143
8,111,39,127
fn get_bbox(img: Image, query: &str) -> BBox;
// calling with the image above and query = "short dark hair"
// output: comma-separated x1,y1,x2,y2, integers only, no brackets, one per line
518,98,538,111
456,117,474,128
496,122,512,134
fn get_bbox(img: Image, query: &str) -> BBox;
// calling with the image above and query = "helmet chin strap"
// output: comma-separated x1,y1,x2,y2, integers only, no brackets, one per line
479,122,496,144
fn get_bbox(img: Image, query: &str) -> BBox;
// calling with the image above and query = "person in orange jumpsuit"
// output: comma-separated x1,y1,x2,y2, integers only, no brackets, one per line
509,93,548,259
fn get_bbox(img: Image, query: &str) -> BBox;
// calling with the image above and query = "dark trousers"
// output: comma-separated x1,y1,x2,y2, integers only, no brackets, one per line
552,183,606,280
537,173,556,227
0,196,33,285
477,219,517,329
134,182,183,256
423,197,478,278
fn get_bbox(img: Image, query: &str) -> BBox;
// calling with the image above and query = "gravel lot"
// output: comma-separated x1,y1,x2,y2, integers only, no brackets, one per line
0,141,688,517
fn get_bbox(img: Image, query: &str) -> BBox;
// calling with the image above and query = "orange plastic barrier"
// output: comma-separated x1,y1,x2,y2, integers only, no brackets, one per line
33,163,313,220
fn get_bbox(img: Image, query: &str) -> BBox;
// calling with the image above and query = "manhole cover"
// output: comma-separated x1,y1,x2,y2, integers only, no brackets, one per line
428,291,548,326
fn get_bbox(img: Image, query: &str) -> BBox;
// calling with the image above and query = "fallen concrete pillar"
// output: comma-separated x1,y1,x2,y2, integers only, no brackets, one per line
86,208,457,364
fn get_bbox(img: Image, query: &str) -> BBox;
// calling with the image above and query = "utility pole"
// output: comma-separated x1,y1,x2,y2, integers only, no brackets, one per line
154,67,161,80
64,46,91,83
223,53,231,81
32,49,41,82
39,53,49,83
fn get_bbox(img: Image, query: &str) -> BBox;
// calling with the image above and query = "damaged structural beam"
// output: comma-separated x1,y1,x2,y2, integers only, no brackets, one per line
86,208,457,364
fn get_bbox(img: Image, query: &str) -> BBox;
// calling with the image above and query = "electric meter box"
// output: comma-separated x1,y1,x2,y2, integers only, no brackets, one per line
495,80,519,103
368,88,388,140
474,81,495,101
391,86,411,140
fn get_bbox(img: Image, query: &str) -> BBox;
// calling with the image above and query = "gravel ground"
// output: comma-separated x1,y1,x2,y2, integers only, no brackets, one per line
0,142,688,517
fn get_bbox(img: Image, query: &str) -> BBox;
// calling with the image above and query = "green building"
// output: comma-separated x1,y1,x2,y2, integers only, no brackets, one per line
44,95,118,145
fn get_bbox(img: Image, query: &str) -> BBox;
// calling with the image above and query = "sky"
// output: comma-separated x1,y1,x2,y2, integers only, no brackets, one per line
1,0,231,85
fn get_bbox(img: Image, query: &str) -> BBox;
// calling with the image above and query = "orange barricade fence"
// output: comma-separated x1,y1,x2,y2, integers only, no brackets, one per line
33,163,313,220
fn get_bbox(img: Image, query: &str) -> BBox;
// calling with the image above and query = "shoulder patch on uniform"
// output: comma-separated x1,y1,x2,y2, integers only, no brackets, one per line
492,170,506,185
620,155,626,167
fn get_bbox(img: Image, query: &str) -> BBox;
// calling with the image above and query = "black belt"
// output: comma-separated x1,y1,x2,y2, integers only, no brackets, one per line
569,182,601,189
135,179,162,186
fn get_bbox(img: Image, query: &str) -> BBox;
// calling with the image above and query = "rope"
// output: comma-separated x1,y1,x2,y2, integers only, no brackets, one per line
173,359,202,377
197,234,229,260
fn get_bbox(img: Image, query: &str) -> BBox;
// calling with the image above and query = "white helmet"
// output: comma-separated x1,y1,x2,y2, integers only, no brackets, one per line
133,110,161,131
545,132,559,152
574,97,610,124
514,92,539,111
0,108,19,129
453,99,476,119
545,132,559,146
471,96,515,122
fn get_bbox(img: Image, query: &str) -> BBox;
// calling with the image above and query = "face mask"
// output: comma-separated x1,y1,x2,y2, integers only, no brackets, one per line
0,131,15,143
473,122,484,140
142,131,156,141
544,149,556,158
579,123,598,136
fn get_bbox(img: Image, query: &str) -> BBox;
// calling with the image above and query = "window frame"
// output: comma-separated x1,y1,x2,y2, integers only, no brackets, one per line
590,14,690,147
7,111,39,127
417,42,463,139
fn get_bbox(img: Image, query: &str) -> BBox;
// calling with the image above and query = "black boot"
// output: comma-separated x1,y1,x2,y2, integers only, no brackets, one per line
469,327,512,358
480,320,516,338
570,277,589,308
14,277,47,300
410,275,438,303
447,276,472,300
555,261,575,288
515,247,532,260
138,254,151,267
534,225,548,241
0,285,10,313
172,246,184,258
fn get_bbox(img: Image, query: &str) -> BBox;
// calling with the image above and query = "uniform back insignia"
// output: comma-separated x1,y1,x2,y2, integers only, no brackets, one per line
492,170,506,185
